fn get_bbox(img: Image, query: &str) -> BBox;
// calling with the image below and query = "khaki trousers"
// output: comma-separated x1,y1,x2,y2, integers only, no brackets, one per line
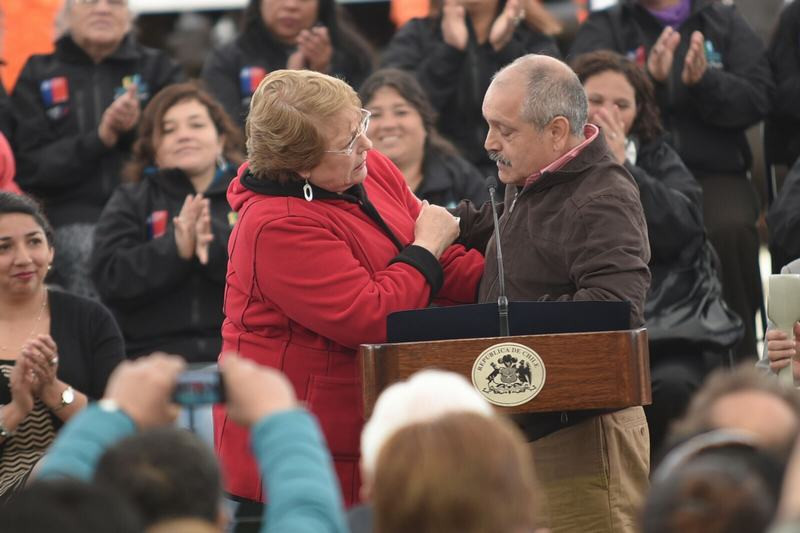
531,406,650,533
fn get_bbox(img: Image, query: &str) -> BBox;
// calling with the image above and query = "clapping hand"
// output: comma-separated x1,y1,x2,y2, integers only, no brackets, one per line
98,84,141,148
647,26,681,83
682,31,707,86
174,194,208,261
287,25,333,73
194,198,214,265
20,334,58,398
441,0,468,51
489,0,524,51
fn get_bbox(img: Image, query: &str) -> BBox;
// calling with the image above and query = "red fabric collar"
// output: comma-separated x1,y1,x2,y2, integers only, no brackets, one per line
524,124,600,186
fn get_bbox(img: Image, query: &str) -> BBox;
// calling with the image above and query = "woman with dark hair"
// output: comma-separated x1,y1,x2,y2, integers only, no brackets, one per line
91,82,245,363
381,0,559,177
359,68,487,208
0,191,124,500
571,50,742,458
202,0,375,127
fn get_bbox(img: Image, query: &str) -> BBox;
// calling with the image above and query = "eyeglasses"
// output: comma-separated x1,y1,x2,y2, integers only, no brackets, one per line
74,0,128,6
324,108,371,156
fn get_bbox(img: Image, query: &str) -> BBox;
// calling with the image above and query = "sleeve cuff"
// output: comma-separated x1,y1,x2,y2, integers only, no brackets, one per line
389,244,444,295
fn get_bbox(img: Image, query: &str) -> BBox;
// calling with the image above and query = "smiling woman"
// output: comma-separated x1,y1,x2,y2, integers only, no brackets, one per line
91,82,245,363
0,192,124,501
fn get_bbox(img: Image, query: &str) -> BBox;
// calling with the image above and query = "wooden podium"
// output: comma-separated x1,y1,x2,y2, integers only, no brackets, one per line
359,328,651,416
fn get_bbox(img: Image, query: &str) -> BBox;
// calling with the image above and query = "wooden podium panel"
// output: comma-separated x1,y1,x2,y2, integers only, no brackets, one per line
359,329,651,416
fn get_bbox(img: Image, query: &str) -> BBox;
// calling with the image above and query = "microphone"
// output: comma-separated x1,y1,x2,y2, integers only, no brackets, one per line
485,176,509,337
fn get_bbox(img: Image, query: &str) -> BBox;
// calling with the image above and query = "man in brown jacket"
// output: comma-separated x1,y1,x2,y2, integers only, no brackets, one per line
458,54,651,533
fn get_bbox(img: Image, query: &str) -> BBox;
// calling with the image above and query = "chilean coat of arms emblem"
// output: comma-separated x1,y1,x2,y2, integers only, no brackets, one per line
471,342,546,407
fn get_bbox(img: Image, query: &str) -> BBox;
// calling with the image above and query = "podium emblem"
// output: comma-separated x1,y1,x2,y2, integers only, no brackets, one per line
471,342,546,407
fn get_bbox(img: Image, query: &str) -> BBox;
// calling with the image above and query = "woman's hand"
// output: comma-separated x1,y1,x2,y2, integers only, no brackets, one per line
591,106,628,164
681,31,707,86
8,357,36,418
174,194,205,261
489,0,524,51
766,323,800,379
296,26,333,73
412,200,461,259
21,334,59,401
194,199,214,265
441,0,468,51
647,26,681,83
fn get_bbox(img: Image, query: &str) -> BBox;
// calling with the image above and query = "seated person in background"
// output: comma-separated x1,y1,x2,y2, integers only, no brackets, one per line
570,0,773,362
202,0,375,127
91,82,244,363
667,365,800,465
381,0,560,177
10,0,182,298
38,352,348,533
0,192,124,501
359,68,487,209
373,412,547,533
0,477,142,533
571,50,742,458
643,430,784,533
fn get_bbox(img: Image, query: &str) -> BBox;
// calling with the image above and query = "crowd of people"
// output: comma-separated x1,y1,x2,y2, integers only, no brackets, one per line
0,0,798,532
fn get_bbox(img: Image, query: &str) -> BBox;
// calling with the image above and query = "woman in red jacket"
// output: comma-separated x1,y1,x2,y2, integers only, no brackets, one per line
214,69,484,509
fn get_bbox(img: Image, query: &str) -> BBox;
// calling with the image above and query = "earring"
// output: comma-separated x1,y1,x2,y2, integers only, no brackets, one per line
303,180,313,202
216,153,228,172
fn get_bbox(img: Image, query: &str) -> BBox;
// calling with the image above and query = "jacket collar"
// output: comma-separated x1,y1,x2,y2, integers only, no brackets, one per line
144,166,236,197
56,33,141,64
521,127,615,194
239,167,364,204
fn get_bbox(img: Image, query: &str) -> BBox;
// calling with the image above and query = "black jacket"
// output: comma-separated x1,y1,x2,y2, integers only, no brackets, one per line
767,1,800,166
90,167,235,363
627,138,740,351
10,34,182,227
417,148,488,208
202,22,373,127
570,0,772,175
381,15,559,172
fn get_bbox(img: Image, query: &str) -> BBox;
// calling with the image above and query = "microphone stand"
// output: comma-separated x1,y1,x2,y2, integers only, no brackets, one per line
487,177,510,337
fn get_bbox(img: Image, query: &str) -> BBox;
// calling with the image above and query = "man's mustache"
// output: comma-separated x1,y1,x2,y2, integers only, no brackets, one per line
488,151,511,167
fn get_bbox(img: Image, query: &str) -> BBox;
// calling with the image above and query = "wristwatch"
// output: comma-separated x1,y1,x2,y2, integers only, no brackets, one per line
55,386,75,411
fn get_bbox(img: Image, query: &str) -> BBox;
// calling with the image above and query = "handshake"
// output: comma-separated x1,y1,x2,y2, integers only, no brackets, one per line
104,352,296,430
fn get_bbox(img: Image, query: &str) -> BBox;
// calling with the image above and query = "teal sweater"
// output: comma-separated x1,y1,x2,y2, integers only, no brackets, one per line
39,405,348,533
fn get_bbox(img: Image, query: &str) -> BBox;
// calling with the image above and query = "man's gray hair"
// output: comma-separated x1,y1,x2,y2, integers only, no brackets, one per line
499,54,588,136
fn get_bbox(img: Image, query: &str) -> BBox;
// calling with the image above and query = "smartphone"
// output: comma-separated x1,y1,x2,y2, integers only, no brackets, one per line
172,367,226,406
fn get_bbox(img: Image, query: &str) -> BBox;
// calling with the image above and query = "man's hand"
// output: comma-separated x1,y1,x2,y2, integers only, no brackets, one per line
103,353,185,429
97,84,141,148
681,31,708,86
219,353,297,427
441,0,468,51
647,26,681,83
489,0,524,51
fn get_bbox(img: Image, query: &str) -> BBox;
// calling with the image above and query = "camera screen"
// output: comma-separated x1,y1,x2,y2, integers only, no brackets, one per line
173,370,224,406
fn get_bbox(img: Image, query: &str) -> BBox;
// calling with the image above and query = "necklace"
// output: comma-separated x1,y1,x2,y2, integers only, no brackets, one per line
0,289,48,355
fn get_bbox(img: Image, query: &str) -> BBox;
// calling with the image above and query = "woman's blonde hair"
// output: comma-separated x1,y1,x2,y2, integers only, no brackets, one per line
246,70,360,183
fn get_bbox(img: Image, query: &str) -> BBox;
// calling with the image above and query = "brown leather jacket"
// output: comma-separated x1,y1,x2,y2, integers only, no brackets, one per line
459,131,651,328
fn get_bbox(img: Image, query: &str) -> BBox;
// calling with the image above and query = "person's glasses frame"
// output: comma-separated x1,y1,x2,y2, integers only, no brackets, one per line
324,109,371,156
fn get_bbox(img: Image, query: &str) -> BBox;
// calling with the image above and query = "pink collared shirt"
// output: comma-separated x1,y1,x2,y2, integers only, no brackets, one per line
524,124,600,187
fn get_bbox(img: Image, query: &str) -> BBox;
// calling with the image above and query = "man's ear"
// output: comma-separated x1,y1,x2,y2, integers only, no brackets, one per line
548,116,572,153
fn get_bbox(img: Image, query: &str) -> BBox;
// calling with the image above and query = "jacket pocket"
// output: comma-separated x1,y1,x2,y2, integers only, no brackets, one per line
305,375,363,459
